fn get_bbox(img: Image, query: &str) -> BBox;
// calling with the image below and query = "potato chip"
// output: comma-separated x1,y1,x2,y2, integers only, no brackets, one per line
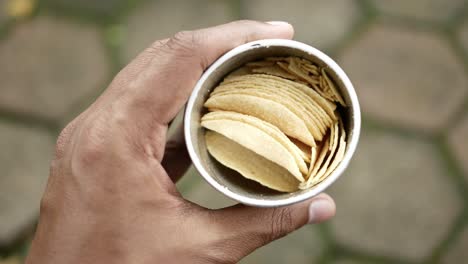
204,93,317,146
208,88,326,140
205,131,299,192
201,111,309,175
201,56,349,192
213,76,333,135
201,114,305,182
217,77,334,128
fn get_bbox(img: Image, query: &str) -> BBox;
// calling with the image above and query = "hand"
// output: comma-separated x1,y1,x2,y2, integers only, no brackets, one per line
25,21,336,264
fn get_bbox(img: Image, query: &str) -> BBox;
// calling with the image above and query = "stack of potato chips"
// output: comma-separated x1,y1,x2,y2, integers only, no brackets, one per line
201,57,347,192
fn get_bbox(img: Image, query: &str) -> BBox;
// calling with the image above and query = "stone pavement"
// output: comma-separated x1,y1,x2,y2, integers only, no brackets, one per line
0,0,467,263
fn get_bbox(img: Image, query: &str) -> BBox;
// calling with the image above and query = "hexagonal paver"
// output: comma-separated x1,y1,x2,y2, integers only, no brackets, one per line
0,121,54,247
459,19,468,55
373,0,466,22
241,225,324,264
180,167,326,264
448,112,468,180
329,128,462,261
180,166,236,209
340,23,468,132
240,0,360,50
442,225,468,264
0,16,109,121
4,0,35,18
0,0,8,25
122,0,235,62
331,259,378,264
47,0,126,18
0,256,22,264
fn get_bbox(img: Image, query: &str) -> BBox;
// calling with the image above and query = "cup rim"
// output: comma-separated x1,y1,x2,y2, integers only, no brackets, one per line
184,39,361,207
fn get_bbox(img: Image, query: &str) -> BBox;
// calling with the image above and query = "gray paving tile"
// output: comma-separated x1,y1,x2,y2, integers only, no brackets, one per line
329,128,462,261
448,112,468,181
0,16,109,121
47,0,127,17
181,166,236,210
339,23,468,132
122,0,235,62
458,18,468,55
240,0,361,50
373,0,466,22
0,122,54,247
241,225,324,264
441,225,468,264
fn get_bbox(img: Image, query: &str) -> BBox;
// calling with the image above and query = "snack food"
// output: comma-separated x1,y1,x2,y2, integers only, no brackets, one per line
201,56,347,192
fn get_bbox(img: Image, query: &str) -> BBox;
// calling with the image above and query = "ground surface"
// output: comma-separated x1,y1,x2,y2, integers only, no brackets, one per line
0,0,467,263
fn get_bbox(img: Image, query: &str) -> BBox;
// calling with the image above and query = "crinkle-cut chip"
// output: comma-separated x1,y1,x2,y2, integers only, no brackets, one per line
322,68,347,106
214,76,333,130
205,93,317,147
209,88,326,140
201,116,305,182
205,131,299,192
201,111,309,175
222,74,337,121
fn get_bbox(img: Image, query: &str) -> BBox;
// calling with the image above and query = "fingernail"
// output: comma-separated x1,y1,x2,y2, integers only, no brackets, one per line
308,199,332,224
266,21,291,26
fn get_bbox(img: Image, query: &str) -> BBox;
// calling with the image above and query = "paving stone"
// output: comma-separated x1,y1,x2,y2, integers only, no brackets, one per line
331,259,379,264
329,128,462,261
373,0,466,22
4,0,35,18
0,122,54,247
441,225,468,264
448,112,468,181
180,167,325,264
122,0,235,62
0,16,109,121
241,225,324,264
459,19,468,55
339,23,468,132
181,166,236,210
0,256,22,264
0,0,10,25
240,0,360,50
47,0,127,18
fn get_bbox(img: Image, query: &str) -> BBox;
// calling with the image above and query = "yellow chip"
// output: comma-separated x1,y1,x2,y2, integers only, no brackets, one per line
205,131,299,192
205,93,316,146
202,111,309,175
201,113,306,181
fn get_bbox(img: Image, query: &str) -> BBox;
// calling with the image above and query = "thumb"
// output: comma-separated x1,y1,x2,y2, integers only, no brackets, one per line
211,193,335,260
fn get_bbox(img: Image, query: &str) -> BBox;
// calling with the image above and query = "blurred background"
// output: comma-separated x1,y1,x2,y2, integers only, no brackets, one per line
0,0,467,263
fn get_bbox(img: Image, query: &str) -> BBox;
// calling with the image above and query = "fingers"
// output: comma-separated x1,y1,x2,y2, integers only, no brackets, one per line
209,193,335,260
161,110,191,182
121,20,294,125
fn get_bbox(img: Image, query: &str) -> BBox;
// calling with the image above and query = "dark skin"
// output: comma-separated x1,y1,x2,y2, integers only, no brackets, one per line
25,21,335,264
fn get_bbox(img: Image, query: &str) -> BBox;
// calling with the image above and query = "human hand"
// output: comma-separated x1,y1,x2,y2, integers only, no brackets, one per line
25,21,336,264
